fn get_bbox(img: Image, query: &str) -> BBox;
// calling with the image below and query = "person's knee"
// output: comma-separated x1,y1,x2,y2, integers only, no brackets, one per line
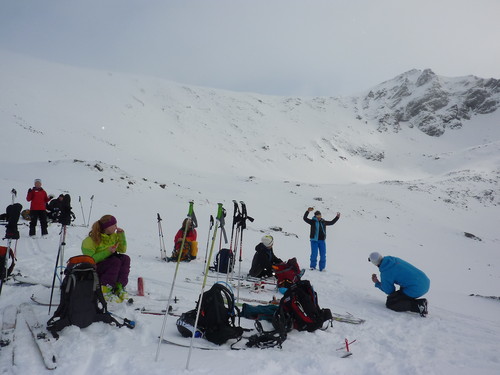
120,254,131,266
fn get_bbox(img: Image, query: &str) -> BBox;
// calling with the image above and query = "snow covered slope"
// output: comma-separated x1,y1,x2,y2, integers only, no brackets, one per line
0,50,499,375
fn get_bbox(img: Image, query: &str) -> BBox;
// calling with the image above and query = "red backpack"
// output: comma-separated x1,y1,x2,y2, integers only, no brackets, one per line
273,257,302,289
275,280,332,332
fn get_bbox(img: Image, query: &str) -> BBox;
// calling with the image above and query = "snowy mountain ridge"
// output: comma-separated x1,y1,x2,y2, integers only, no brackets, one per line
358,68,500,136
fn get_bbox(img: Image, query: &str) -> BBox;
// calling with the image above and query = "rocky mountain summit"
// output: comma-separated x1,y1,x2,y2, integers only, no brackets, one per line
357,69,500,136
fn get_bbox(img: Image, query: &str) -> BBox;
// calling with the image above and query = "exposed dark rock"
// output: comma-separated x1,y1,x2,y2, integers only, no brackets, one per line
464,232,482,241
360,70,500,137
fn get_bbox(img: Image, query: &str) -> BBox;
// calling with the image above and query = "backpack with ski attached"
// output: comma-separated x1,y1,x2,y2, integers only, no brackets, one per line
210,248,234,274
176,283,244,345
47,255,132,336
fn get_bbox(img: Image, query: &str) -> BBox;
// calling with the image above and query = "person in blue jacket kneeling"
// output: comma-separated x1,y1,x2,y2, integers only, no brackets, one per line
369,252,430,317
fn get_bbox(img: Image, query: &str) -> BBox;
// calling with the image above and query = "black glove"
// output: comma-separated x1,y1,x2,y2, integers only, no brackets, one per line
28,188,32,193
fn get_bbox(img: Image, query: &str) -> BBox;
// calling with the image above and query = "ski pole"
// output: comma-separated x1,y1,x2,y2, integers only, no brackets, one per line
86,195,94,227
186,203,225,370
203,215,214,269
236,201,253,303
78,196,86,226
157,213,167,261
228,200,240,257
48,225,66,314
155,201,195,362
58,225,67,281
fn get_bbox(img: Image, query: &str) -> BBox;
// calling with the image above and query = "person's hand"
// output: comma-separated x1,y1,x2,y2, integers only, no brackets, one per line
48,194,54,199
28,188,32,193
372,274,380,283
116,227,124,233
109,244,118,253
336,212,341,217
307,207,314,212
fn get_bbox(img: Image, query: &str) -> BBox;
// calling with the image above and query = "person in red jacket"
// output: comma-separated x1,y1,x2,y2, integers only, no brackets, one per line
26,179,53,236
167,218,198,261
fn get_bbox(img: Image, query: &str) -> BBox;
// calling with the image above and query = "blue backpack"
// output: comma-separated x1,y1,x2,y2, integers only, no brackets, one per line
210,248,234,274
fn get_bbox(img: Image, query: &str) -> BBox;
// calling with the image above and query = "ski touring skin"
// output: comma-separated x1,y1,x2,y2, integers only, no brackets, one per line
21,304,58,370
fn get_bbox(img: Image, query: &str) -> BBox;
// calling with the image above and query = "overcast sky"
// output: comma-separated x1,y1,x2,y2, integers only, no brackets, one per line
1,0,499,97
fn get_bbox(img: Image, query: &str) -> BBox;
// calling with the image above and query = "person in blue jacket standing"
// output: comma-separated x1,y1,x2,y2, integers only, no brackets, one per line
303,207,340,271
369,252,430,317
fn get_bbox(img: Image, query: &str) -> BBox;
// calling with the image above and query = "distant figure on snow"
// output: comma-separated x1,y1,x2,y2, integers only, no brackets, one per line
81,215,130,302
167,218,198,262
248,235,283,278
369,252,430,317
303,207,340,271
26,179,53,237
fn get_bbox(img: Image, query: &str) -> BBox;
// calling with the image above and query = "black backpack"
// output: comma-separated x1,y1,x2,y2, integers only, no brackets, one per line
210,248,234,274
274,280,332,332
177,283,243,345
4,203,22,240
58,194,75,225
47,255,119,336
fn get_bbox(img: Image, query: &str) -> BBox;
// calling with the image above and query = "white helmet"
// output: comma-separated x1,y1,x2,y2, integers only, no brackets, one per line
261,235,274,248
368,252,383,266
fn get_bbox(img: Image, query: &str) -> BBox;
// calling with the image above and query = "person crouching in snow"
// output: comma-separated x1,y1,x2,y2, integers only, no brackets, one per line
82,215,130,302
369,252,430,317
248,235,282,278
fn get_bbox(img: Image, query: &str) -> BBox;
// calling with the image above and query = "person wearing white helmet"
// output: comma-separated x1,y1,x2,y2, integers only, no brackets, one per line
248,235,282,278
369,252,430,317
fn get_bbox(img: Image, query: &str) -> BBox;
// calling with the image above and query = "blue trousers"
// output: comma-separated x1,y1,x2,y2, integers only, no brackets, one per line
310,240,326,271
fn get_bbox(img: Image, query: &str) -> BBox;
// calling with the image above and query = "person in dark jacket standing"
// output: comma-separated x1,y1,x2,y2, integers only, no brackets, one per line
369,252,430,317
26,179,53,237
248,235,282,278
303,207,340,271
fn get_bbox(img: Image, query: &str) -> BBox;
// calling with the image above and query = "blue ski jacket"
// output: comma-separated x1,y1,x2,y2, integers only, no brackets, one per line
374,256,430,298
